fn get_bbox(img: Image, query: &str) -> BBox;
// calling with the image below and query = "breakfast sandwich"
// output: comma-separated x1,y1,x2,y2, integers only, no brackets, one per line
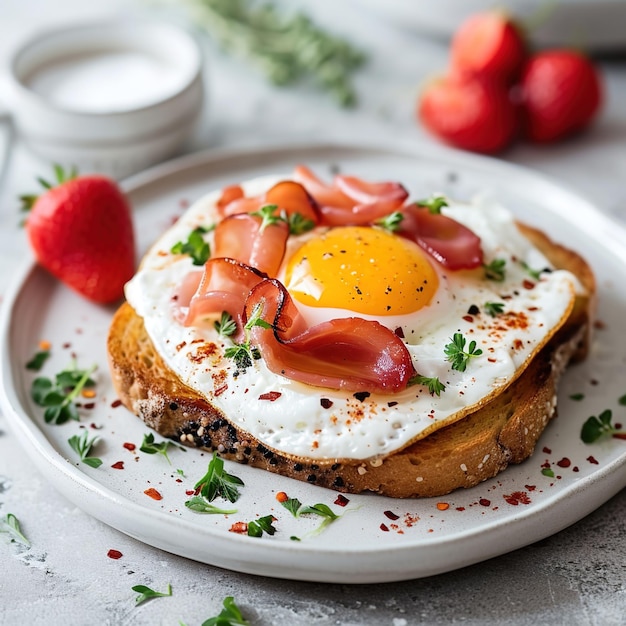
107,165,595,497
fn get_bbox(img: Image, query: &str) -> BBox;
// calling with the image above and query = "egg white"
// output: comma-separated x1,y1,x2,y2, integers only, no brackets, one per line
125,175,579,461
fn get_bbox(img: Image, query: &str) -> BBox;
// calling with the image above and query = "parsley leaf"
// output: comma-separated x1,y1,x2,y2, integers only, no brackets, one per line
444,332,483,372
26,350,50,372
417,195,448,214
184,496,237,515
171,226,211,265
247,515,277,537
581,409,622,443
284,211,315,235
280,496,303,517
68,431,102,468
483,258,506,282
31,362,96,425
214,311,238,337
132,583,172,606
139,432,184,465
252,204,283,230
224,302,271,372
409,374,446,397
375,211,404,232
484,301,505,317
202,596,250,626
0,513,30,547
192,453,244,503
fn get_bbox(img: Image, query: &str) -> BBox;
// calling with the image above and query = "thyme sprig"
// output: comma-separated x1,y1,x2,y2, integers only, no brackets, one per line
444,332,483,372
484,258,506,282
224,302,271,371
409,374,446,397
417,195,448,214
182,0,366,106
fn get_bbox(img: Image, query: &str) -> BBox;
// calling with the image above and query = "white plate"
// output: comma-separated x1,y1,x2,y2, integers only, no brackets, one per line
1,141,625,583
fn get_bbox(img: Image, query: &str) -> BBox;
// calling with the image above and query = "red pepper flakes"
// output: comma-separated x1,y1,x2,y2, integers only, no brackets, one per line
81,388,96,399
556,457,571,468
503,491,531,506
542,446,552,454
229,521,248,534
39,339,52,351
456,507,466,512
334,494,349,507
214,384,228,397
83,402,96,410
111,461,124,470
383,510,399,520
185,490,195,496
587,456,599,465
111,399,123,408
123,442,136,452
522,279,535,290
525,485,537,491
479,498,491,507
380,523,389,532
462,315,474,323
144,488,162,501
613,433,626,440
276,491,288,503
320,398,333,409
107,549,123,560
573,466,580,472
259,391,282,401
436,502,449,511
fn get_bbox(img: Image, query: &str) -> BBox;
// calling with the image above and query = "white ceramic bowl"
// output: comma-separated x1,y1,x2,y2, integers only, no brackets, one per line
8,19,204,178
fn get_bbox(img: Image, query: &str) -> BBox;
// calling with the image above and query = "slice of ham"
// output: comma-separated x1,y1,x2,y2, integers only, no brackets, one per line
185,259,267,339
213,213,289,277
399,204,484,270
245,279,416,393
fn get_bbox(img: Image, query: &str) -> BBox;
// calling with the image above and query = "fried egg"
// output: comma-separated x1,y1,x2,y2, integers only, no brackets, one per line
126,175,579,461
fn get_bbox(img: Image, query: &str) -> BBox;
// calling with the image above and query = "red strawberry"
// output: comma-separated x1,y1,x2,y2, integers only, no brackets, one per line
520,50,603,143
24,167,135,303
450,11,527,83
418,74,518,154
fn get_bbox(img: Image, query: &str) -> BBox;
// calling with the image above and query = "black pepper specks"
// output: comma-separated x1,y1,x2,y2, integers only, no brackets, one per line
353,391,371,402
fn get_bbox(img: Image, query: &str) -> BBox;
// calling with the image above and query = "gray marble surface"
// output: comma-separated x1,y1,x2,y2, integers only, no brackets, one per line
0,1,625,624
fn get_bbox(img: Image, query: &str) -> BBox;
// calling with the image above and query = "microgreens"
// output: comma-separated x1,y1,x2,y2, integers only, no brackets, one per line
444,332,483,372
252,204,282,230
224,303,271,371
26,350,50,372
132,583,172,606
201,596,250,626
140,432,185,465
0,513,30,547
247,515,277,538
581,409,623,443
484,301,505,317
68,431,102,468
417,195,448,214
521,260,544,281
184,496,237,515
409,374,446,397
541,467,555,478
171,226,211,265
191,453,244,504
214,311,238,337
279,497,341,536
376,211,404,232
570,393,585,401
283,210,316,235
176,468,186,478
483,258,506,282
31,361,97,425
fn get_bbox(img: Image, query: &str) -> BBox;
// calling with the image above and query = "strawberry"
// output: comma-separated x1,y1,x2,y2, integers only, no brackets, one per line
418,74,518,154
23,166,135,304
450,11,527,83
519,50,602,143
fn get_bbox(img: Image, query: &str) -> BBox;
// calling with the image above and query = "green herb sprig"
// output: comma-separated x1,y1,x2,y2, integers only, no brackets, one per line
279,497,341,536
484,258,506,282
184,496,237,515
183,0,366,107
417,195,448,214
247,515,277,538
484,301,505,317
26,350,50,372
581,409,623,443
444,333,483,372
68,431,102,468
140,432,185,465
0,513,30,547
31,361,96,425
224,303,271,371
202,596,250,626
376,211,404,232
171,226,211,265
191,453,244,504
215,311,238,337
132,583,172,606
283,210,315,235
409,374,446,397
521,260,544,281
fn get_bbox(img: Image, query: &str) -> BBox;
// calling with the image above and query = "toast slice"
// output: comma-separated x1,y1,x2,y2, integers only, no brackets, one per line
107,223,595,498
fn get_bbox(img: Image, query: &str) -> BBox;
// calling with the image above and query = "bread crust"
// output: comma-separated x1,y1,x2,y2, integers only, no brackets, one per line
107,223,595,498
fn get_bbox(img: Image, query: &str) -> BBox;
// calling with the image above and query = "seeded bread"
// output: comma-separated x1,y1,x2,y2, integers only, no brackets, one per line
107,223,595,498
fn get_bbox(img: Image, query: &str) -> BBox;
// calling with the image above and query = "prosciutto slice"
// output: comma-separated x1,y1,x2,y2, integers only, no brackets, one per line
185,258,267,339
399,204,484,270
245,279,415,393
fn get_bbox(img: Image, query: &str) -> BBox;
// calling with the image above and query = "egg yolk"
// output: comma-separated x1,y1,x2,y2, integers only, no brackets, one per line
284,226,438,315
